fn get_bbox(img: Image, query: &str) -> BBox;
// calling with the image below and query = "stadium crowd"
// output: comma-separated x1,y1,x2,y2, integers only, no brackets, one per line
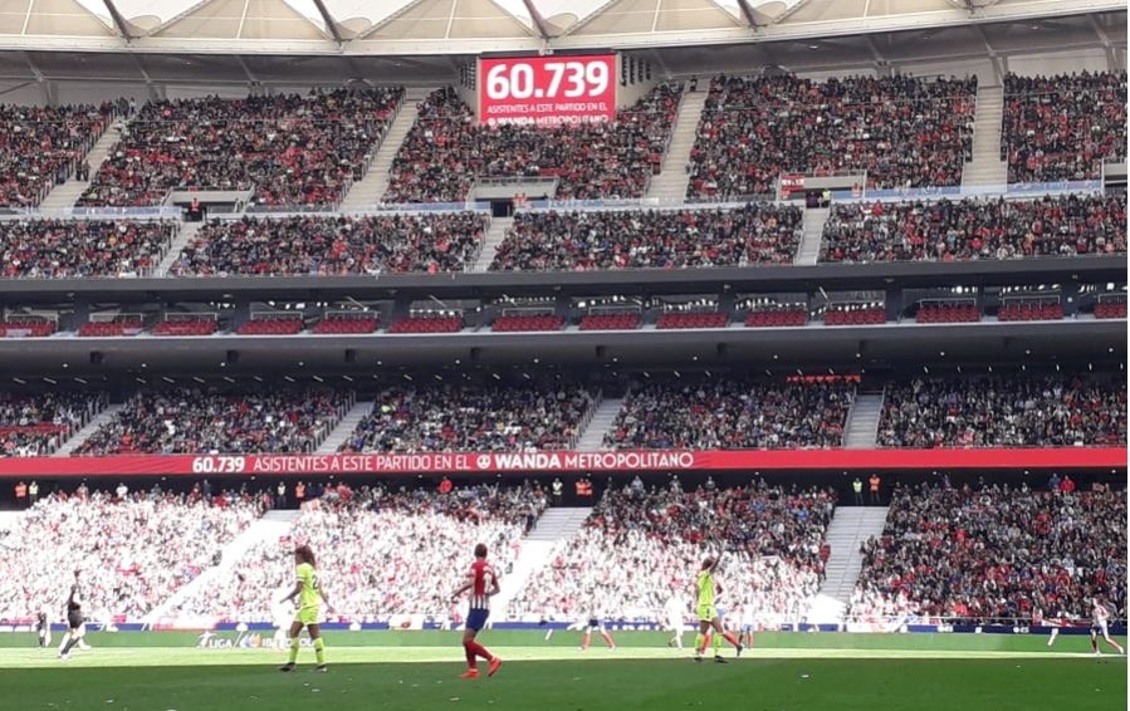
172,483,546,621
819,192,1127,263
687,74,977,200
1002,71,1127,184
0,219,179,278
604,378,854,450
877,374,1127,448
0,100,123,208
383,84,682,203
509,482,834,623
340,384,595,453
77,88,404,208
0,392,105,457
850,482,1126,622
71,389,350,456
0,486,263,620
489,204,802,271
167,212,488,276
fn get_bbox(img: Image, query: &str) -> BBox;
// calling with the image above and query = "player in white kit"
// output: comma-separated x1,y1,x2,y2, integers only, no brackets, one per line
664,594,686,649
1090,597,1125,655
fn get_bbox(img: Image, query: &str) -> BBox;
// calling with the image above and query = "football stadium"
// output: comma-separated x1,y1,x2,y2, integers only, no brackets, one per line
0,0,1126,708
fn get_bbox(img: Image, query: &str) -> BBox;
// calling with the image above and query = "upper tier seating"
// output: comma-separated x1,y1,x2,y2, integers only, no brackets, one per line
687,75,977,200
1002,71,1127,184
77,89,404,208
0,101,121,208
384,84,682,203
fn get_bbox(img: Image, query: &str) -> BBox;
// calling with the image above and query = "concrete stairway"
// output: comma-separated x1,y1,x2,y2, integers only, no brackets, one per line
155,220,201,277
573,398,623,451
962,84,1008,188
843,392,885,449
817,506,890,606
39,122,125,212
141,510,299,624
340,88,431,210
52,403,123,456
471,216,511,273
795,206,828,266
646,87,707,202
495,507,592,619
315,400,373,453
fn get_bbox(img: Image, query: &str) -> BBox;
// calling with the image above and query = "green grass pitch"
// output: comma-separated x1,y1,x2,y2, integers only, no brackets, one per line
0,631,1124,710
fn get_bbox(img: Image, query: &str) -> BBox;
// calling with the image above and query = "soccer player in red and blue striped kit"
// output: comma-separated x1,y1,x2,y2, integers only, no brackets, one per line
451,543,504,679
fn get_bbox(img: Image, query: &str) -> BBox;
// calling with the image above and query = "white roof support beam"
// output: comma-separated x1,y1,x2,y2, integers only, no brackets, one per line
865,35,888,68
236,55,259,84
735,0,761,29
1087,13,1118,69
101,0,134,41
521,0,552,40
311,0,344,45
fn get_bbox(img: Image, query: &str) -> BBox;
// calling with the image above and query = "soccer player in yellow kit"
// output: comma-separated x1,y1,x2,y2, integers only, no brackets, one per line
279,545,333,672
693,556,743,663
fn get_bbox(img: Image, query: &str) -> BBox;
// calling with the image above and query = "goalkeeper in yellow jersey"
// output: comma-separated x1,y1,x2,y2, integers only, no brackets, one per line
693,555,743,663
279,545,333,672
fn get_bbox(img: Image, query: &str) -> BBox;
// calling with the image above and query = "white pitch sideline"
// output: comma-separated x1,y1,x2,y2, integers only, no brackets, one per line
0,646,1119,670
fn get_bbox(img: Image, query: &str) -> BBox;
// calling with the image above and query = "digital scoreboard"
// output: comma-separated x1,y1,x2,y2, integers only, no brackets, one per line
479,54,617,127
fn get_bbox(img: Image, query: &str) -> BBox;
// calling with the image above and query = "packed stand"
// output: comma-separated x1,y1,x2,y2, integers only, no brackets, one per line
341,383,595,453
509,481,834,623
0,219,178,278
877,374,1127,448
1002,71,1127,184
0,486,263,620
604,377,853,450
0,101,122,208
0,392,105,457
171,483,545,621
77,88,404,208
819,192,1127,263
384,84,682,203
167,212,487,276
687,75,976,200
71,388,350,455
489,204,801,271
850,482,1126,623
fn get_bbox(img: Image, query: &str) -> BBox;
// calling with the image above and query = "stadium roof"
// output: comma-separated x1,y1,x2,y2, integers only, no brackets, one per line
0,0,1122,54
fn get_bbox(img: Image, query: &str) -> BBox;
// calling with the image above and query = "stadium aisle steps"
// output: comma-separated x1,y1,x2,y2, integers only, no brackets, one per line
817,506,891,607
51,403,123,456
843,392,885,449
647,86,707,201
156,221,202,277
962,84,1008,188
39,119,126,211
341,88,431,210
493,507,593,617
796,206,829,266
473,216,513,273
315,400,374,454
141,511,299,625
573,398,624,451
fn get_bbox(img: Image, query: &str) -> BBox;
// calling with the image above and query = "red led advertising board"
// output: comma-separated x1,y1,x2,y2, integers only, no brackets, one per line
0,448,1122,477
479,54,617,127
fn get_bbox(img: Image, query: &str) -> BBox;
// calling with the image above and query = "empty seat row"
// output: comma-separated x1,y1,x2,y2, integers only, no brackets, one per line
579,314,642,331
998,303,1064,322
492,315,565,333
237,319,304,336
825,309,886,326
656,312,729,330
744,309,807,328
916,304,981,324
